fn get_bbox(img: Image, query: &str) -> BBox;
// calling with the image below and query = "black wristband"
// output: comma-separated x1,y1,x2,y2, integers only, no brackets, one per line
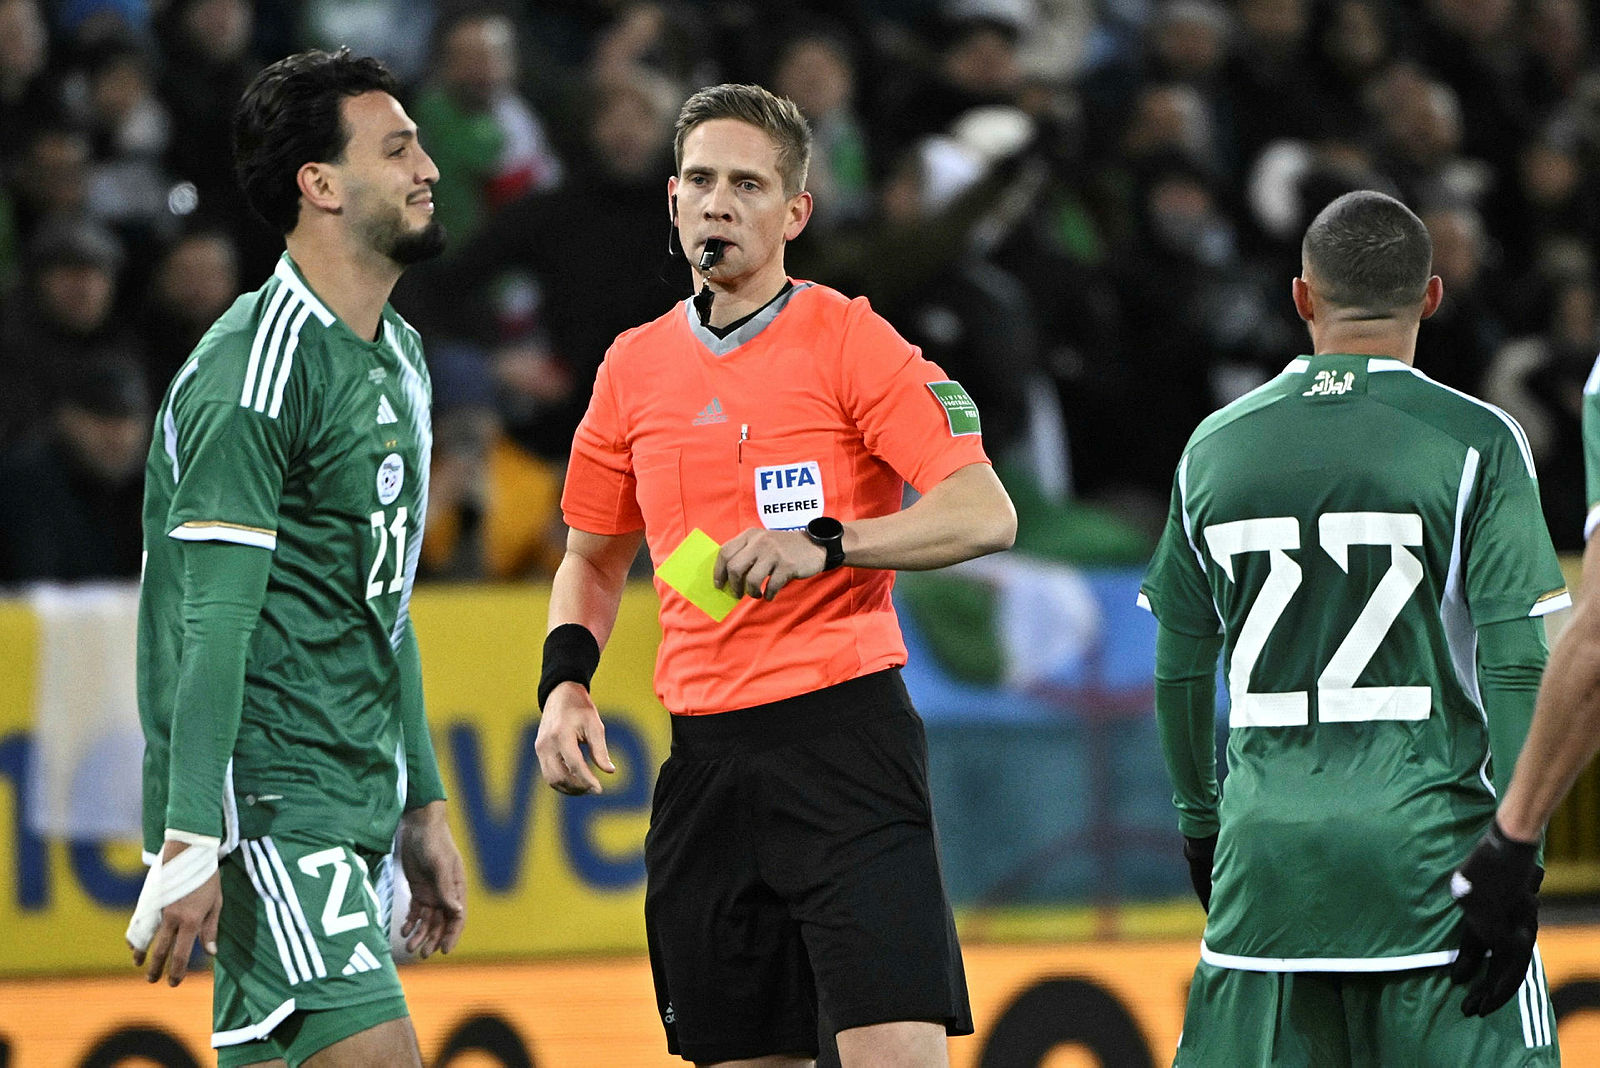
538,623,601,711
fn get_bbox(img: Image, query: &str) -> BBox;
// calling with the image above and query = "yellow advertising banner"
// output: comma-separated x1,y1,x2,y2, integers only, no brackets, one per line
0,584,672,975
7,934,1600,1066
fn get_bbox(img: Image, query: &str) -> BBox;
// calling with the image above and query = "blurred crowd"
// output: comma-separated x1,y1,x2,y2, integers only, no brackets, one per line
2,0,1599,586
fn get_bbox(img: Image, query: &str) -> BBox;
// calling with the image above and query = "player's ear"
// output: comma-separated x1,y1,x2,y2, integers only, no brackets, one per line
1419,275,1444,320
298,161,342,216
1291,276,1315,323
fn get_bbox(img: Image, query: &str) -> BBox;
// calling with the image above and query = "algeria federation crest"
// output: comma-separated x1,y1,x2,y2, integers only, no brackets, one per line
377,453,404,505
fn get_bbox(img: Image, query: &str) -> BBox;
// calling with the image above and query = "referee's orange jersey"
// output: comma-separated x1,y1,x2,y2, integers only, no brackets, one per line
562,281,991,715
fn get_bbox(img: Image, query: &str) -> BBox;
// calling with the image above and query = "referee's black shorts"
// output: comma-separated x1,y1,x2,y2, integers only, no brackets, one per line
644,667,973,1064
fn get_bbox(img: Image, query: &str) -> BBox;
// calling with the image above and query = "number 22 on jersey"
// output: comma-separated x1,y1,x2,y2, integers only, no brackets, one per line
1205,511,1428,728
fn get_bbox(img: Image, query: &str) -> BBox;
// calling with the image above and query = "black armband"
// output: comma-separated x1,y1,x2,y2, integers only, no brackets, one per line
538,623,601,711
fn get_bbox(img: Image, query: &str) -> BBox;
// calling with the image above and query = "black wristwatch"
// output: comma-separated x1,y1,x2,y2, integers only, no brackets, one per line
805,516,847,571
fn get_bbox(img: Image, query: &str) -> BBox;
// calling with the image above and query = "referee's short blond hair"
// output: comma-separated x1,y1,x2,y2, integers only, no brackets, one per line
674,83,812,198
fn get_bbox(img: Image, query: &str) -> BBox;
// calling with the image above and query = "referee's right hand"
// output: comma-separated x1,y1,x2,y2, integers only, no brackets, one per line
535,682,617,795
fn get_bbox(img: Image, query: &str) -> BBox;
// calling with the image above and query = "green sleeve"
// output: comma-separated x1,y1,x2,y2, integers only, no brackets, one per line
1154,623,1225,838
1583,366,1600,535
400,619,446,809
164,540,272,839
1476,615,1550,801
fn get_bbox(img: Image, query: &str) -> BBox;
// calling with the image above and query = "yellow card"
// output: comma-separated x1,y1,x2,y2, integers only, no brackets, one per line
655,528,741,622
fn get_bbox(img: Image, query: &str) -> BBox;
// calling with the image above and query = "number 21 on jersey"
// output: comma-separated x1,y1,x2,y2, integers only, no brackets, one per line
367,506,408,599
1205,511,1429,728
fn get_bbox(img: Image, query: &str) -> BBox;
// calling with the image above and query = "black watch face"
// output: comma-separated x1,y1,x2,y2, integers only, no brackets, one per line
809,516,843,540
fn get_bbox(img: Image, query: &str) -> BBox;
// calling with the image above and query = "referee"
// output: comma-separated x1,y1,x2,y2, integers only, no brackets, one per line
536,83,1016,1066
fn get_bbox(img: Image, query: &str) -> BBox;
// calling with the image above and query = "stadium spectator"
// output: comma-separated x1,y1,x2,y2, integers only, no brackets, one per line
1311,0,1395,129
1100,157,1283,503
536,82,1015,1065
412,8,563,245
1492,123,1600,290
873,11,1029,162
9,125,93,245
419,65,683,580
1413,0,1534,184
0,355,148,583
1221,0,1331,169
298,0,435,85
155,0,269,275
1367,62,1493,210
0,0,64,168
1077,0,1232,163
80,35,177,273
1483,272,1598,549
137,225,241,383
771,26,872,231
818,134,1043,460
0,218,143,448
1413,202,1507,397
1143,190,1567,1057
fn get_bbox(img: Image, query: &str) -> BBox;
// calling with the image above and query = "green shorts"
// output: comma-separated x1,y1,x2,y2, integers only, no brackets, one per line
211,832,408,1067
1174,952,1560,1067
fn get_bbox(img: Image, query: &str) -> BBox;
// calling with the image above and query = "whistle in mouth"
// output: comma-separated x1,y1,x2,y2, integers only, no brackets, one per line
698,238,727,272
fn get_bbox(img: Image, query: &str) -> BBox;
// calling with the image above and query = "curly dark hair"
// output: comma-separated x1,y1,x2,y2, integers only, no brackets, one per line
233,48,398,235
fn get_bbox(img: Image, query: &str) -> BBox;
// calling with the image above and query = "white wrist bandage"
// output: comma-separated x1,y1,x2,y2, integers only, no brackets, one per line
125,830,221,952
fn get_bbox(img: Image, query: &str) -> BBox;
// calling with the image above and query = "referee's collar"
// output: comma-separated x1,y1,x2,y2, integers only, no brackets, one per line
684,281,814,356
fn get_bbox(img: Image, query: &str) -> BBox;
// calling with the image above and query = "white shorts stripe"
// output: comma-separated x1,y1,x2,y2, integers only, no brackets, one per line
1533,944,1552,1046
250,840,316,984
263,838,327,979
240,841,303,984
1519,972,1536,1048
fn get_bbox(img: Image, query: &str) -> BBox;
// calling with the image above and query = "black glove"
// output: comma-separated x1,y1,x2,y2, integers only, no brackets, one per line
1450,821,1542,1017
1183,833,1218,912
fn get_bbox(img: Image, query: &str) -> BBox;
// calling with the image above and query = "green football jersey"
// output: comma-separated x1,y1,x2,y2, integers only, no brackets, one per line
1141,354,1568,970
138,254,433,857
1583,352,1600,540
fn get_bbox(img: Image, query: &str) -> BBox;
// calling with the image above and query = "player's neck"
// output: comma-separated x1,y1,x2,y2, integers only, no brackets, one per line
696,262,790,329
284,229,402,343
1309,323,1420,366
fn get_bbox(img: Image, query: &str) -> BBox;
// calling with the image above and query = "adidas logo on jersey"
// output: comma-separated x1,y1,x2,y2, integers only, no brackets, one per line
341,942,382,975
376,396,398,424
692,397,728,425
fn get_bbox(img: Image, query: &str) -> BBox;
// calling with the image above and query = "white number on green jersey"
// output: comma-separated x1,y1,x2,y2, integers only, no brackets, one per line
366,507,408,599
1204,511,1428,727
297,847,372,936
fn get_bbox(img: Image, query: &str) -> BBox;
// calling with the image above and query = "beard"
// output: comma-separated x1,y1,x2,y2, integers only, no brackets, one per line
386,217,447,265
358,198,448,266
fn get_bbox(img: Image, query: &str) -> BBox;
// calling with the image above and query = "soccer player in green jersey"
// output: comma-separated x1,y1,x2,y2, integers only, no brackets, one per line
1140,191,1569,1064
1447,280,1600,1038
127,49,465,1067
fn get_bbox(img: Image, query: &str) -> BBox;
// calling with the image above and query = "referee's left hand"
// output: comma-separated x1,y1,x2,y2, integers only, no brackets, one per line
716,528,826,600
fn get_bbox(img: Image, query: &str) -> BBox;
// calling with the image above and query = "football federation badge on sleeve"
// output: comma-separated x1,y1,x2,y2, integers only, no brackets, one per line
754,462,824,531
927,380,982,436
